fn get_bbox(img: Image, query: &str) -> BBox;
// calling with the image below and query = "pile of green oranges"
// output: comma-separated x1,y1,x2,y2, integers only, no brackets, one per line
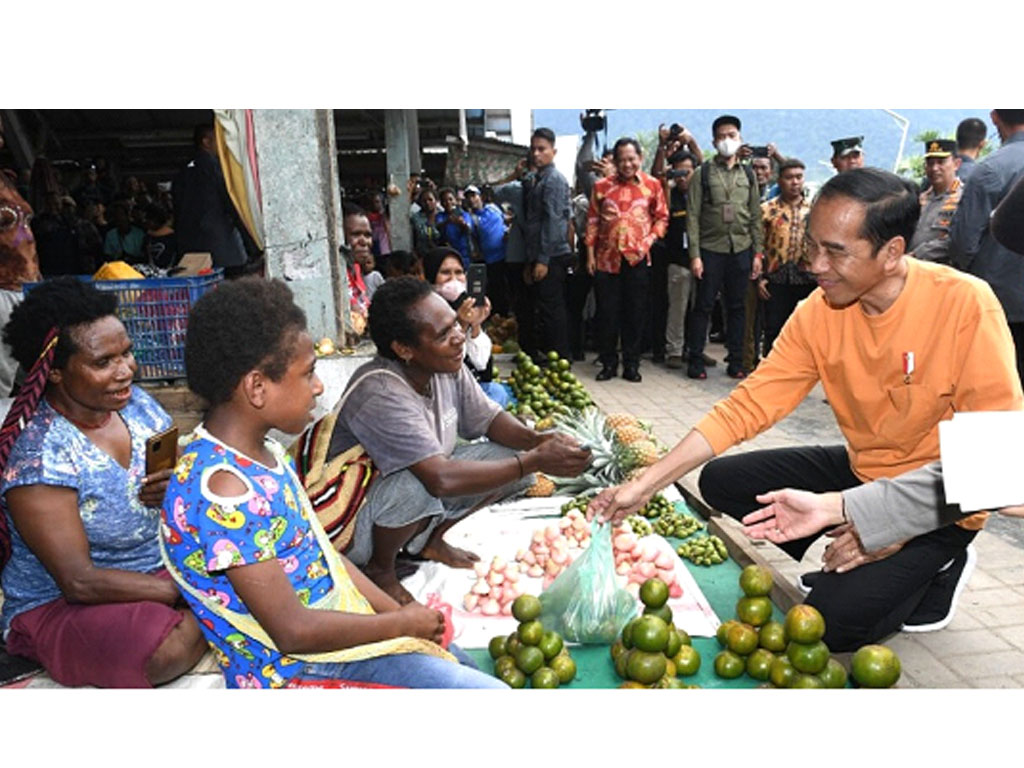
610,578,701,689
712,565,902,688
505,351,594,422
487,594,578,689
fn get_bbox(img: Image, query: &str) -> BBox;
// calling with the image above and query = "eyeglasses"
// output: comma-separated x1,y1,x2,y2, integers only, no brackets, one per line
0,204,32,233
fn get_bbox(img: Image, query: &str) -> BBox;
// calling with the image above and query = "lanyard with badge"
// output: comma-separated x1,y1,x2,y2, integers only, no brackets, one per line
714,164,738,224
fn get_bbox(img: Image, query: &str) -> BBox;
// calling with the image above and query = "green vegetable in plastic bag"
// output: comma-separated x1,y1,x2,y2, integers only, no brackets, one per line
538,520,638,643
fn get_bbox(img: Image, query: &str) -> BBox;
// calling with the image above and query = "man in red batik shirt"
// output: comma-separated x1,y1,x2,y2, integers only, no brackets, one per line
586,138,669,383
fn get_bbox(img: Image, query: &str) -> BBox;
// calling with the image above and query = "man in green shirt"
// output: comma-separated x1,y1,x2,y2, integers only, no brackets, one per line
686,115,764,380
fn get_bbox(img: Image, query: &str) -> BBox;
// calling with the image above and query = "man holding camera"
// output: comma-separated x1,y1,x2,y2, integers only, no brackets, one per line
686,115,764,380
650,124,703,368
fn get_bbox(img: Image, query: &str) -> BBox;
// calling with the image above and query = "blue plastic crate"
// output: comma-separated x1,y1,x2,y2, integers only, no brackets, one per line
24,270,223,381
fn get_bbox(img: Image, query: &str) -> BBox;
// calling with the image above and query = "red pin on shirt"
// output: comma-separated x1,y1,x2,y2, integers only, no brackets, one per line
903,351,914,383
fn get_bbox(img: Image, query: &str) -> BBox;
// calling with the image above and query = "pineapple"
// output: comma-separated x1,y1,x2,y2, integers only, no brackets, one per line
605,412,641,430
525,473,555,497
613,424,649,446
617,439,661,471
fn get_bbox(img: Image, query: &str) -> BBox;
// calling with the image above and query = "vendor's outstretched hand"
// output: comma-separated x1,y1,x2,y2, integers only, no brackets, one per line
822,523,903,574
530,433,591,478
742,489,844,544
398,601,447,645
586,480,650,526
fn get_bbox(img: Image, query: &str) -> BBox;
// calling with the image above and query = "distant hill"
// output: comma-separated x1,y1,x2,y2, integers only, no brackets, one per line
533,109,991,183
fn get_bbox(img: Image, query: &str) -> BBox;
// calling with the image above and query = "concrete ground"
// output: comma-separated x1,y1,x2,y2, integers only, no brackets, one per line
583,343,1024,688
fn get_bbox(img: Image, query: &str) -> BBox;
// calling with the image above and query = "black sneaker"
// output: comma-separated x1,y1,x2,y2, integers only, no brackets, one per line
901,544,977,633
797,570,822,596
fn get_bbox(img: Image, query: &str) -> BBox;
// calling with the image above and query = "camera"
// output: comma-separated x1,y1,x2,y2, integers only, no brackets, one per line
749,145,770,158
580,109,606,133
666,168,691,179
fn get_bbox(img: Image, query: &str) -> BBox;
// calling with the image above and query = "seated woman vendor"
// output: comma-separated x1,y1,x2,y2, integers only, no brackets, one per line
161,277,502,688
0,278,207,688
311,277,591,603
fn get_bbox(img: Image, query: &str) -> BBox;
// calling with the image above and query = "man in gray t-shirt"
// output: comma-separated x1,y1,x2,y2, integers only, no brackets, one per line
330,357,501,477
324,344,590,604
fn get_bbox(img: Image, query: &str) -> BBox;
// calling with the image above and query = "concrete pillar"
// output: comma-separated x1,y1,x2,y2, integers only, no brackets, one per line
406,109,421,174
252,109,350,340
385,109,415,252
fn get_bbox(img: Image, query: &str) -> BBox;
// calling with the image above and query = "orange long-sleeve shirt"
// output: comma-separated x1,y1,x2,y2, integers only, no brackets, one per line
695,258,1023,529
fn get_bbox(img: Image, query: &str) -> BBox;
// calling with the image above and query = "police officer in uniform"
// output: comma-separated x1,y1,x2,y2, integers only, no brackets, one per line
909,139,963,265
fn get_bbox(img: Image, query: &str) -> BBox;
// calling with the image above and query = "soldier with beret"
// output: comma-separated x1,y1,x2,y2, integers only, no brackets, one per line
831,136,865,173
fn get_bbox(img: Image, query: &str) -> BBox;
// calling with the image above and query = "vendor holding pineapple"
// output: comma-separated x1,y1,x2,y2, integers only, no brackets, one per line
295,277,591,604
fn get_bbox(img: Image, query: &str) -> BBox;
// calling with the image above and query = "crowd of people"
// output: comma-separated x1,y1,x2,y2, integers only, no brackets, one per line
4,123,258,282
2,109,1024,689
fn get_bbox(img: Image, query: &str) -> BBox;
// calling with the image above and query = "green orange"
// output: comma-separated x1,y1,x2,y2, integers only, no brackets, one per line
627,650,667,685
787,640,830,675
851,644,901,688
784,604,826,644
631,615,670,653
739,564,773,597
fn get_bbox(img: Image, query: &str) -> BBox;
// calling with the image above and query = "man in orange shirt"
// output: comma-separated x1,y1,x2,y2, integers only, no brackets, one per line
585,138,668,383
590,168,1022,651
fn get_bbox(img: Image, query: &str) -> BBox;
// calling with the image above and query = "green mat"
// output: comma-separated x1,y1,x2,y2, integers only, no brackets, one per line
464,500,785,689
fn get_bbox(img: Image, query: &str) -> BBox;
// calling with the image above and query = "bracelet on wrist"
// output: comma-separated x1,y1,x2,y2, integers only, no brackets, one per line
514,453,524,479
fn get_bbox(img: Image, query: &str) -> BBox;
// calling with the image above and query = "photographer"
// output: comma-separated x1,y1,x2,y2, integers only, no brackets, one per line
655,149,699,369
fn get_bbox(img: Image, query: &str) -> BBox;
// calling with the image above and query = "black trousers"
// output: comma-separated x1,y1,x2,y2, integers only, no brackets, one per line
699,445,976,652
688,247,751,368
594,260,651,370
485,261,511,318
762,282,816,355
648,241,670,358
530,254,571,360
567,245,593,360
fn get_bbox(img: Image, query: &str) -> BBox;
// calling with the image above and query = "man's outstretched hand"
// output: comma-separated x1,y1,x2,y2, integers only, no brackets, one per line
587,479,650,526
742,489,844,544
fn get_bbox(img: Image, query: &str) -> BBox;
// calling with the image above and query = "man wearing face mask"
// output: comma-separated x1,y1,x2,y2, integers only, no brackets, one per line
686,115,764,380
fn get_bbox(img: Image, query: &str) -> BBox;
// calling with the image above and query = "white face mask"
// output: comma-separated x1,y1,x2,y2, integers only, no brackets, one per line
717,138,741,158
437,278,467,303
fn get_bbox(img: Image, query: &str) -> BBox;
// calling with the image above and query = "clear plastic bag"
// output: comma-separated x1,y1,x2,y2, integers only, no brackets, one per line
539,520,638,643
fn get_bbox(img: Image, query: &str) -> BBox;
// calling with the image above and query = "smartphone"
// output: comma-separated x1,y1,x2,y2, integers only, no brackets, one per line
467,263,487,307
146,425,179,476
750,146,771,158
